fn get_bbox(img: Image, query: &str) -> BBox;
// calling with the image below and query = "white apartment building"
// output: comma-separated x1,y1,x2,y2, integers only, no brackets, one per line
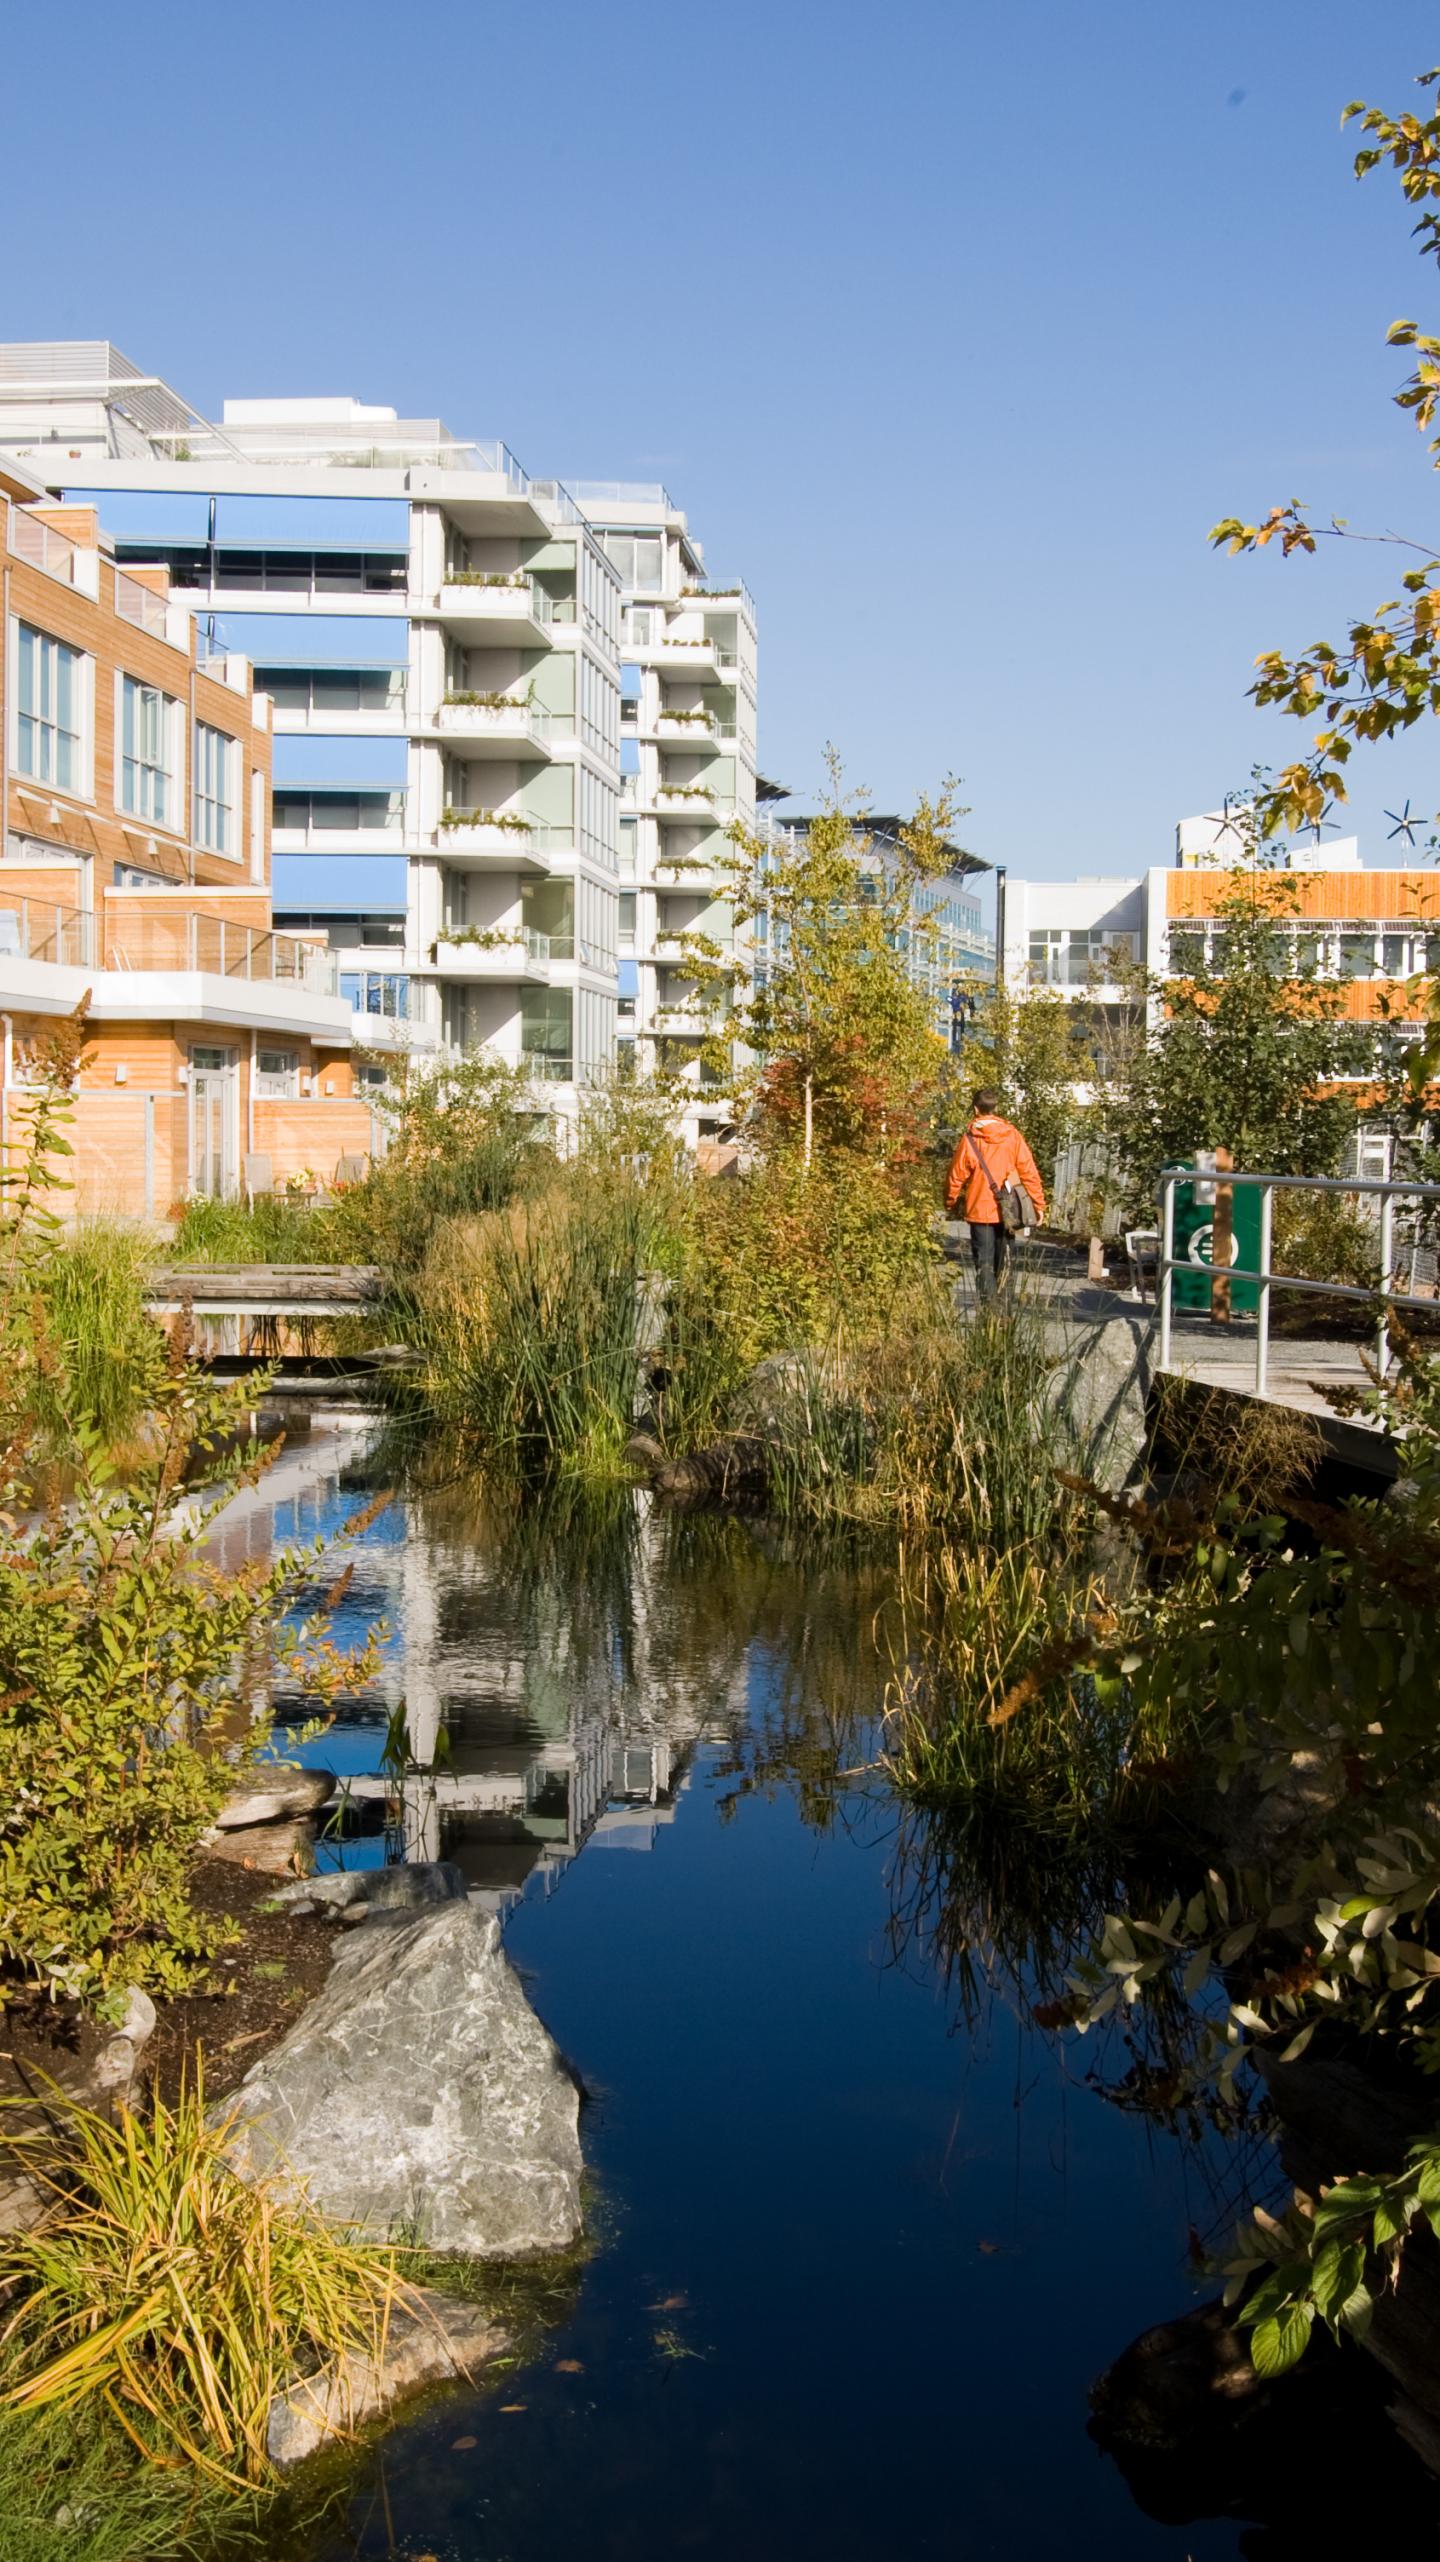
0,344,630,1115
565,484,759,1139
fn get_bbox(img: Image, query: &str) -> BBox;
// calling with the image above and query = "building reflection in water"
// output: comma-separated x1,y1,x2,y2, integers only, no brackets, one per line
207,1411,736,1914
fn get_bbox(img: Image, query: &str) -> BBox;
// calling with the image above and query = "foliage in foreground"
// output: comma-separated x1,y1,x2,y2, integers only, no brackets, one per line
0,1014,376,2008
0,2075,405,2488
1050,1328,1440,2369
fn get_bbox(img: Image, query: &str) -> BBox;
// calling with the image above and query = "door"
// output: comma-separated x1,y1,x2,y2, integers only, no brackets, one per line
188,1046,239,1198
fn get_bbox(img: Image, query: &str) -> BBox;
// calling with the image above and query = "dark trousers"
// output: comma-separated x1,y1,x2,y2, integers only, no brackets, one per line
969,1219,1010,1302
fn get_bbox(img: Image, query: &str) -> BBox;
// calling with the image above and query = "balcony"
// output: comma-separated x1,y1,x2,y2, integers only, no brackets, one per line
645,633,720,677
424,927,577,980
428,573,574,643
103,910,338,992
653,712,737,750
521,1050,574,1084
434,699,556,758
655,789,735,826
435,812,575,872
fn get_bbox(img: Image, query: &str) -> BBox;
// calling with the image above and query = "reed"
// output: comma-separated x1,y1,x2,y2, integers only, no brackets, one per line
406,1176,664,1475
22,1220,164,1447
0,2070,407,2490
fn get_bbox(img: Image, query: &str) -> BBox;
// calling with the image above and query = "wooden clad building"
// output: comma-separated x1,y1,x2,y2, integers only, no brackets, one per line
1,464,375,1213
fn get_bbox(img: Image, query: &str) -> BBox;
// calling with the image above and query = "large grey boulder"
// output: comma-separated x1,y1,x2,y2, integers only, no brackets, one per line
223,1901,583,2257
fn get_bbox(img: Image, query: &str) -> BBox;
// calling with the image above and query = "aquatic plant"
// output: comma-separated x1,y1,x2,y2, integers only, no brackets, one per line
408,1176,666,1475
0,2071,406,2488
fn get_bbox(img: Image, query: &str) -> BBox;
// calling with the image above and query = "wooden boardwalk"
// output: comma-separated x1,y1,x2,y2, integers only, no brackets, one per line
147,1264,384,1318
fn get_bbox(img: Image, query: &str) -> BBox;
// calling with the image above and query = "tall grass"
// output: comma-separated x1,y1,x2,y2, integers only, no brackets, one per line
23,1221,164,1446
734,1284,1107,1545
0,2072,407,2490
172,1193,330,1265
407,1177,664,1476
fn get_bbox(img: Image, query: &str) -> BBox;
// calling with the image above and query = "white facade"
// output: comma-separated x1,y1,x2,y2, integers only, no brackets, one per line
0,349,628,1116
1002,874,1148,1000
565,485,759,1139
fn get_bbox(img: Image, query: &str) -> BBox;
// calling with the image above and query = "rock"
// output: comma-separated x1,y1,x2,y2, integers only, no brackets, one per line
1040,1302,1154,1491
92,1986,158,2094
653,1435,771,1506
216,1768,336,1830
266,2286,508,2468
223,1900,583,2256
268,1861,469,1921
204,1818,315,1877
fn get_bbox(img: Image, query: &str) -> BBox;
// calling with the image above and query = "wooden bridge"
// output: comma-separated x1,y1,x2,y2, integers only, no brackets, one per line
146,1264,385,1320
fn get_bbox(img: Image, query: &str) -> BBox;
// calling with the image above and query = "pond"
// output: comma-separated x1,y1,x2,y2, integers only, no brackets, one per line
215,1412,1331,2560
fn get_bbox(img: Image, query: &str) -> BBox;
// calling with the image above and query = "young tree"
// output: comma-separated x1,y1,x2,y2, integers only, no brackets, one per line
1094,875,1375,1196
676,759,968,1174
1210,68,1440,843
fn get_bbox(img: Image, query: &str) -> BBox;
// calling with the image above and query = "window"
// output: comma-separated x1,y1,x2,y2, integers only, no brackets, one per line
602,534,663,590
339,972,409,1019
120,675,175,824
1381,934,1408,976
255,1047,299,1098
272,791,404,837
1339,932,1376,980
260,668,400,714
16,624,84,790
194,722,237,855
618,893,636,945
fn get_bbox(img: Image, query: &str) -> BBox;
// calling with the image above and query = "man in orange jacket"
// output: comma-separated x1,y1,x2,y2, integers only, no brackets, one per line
944,1087,1046,1301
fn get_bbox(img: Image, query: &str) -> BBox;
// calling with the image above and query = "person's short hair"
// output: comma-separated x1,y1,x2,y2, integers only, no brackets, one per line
972,1086,1000,1114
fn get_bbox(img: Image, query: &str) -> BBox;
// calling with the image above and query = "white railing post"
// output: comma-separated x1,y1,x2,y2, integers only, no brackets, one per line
1158,1172,1175,1371
1379,1189,1396,1381
1256,1181,1273,1396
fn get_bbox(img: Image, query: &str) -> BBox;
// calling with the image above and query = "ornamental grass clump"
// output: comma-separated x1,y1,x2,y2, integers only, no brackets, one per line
0,2072,406,2489
410,1175,666,1475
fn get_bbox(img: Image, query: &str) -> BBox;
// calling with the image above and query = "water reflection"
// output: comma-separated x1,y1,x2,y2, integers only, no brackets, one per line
214,1415,884,1910
212,1414,1422,2562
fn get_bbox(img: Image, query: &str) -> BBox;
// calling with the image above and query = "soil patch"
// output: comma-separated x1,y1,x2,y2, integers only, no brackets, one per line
146,1862,339,2104
1,1865,339,2116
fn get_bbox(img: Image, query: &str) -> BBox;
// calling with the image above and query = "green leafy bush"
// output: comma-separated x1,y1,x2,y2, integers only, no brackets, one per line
0,1012,377,2009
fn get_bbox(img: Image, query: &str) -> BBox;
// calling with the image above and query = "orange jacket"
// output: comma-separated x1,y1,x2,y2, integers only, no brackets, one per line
945,1114,1046,1224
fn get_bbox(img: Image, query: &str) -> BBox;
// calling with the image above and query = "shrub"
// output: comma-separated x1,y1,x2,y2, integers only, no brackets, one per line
0,1012,378,2009
1271,1186,1380,1290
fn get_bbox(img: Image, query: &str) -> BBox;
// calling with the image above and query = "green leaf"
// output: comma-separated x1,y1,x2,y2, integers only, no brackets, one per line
1249,2303,1314,2377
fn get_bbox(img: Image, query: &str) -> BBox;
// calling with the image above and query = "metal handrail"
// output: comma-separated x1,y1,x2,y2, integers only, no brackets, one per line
1156,1168,1440,1394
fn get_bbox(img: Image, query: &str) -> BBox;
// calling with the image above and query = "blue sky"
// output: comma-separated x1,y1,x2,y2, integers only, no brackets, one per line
8,0,1440,892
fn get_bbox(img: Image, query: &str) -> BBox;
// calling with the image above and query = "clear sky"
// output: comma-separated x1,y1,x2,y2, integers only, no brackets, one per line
7,0,1440,892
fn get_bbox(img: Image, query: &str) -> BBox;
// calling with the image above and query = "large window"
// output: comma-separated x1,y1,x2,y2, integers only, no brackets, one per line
271,792,403,839
259,668,402,713
120,675,175,824
601,534,663,591
16,623,84,790
339,971,410,1018
194,722,237,855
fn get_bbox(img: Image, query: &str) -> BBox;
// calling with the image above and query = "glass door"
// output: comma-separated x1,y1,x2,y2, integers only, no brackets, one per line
188,1045,239,1198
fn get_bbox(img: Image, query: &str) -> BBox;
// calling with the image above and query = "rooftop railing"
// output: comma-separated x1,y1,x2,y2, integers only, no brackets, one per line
107,910,338,990
113,567,169,637
1156,1167,1440,1395
7,503,78,585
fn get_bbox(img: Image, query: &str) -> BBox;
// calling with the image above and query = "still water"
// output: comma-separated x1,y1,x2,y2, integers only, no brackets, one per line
218,1414,1275,2561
